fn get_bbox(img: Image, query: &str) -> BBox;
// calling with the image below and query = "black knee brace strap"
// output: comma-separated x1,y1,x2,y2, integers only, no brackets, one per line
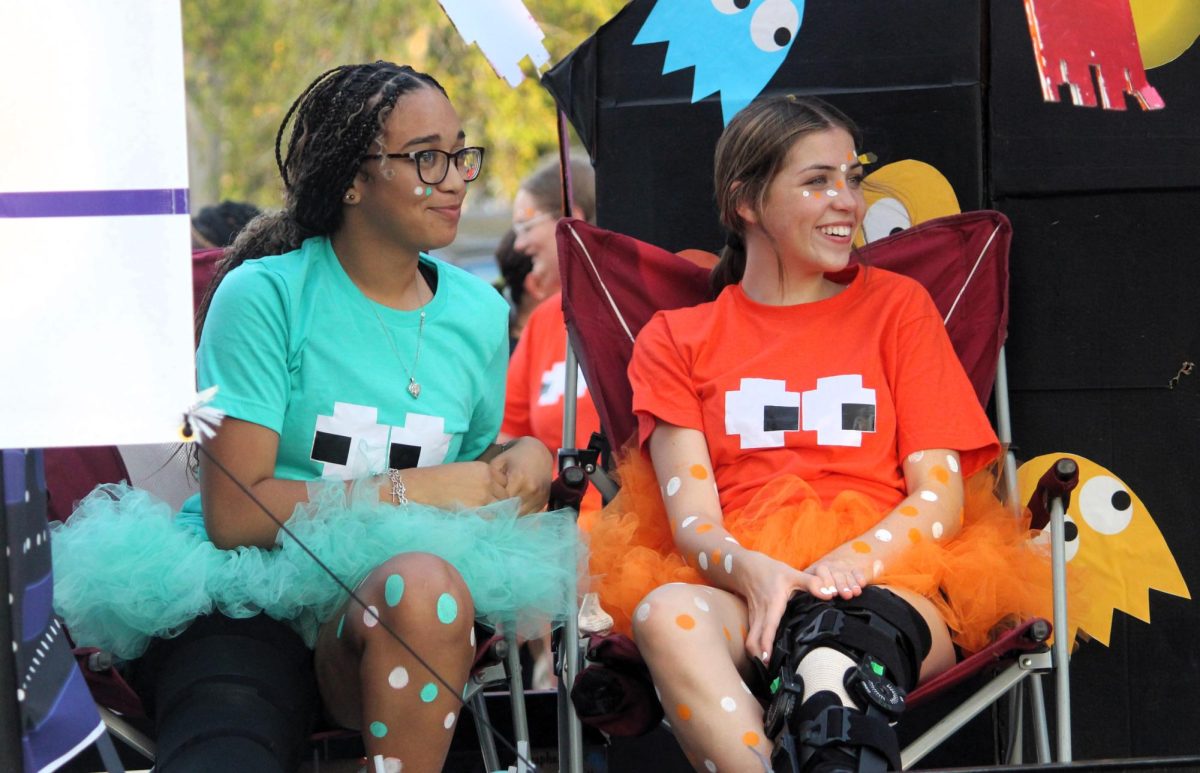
761,588,933,773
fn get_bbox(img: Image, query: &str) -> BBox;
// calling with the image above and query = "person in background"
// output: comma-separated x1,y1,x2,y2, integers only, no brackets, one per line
493,227,539,350
190,199,261,249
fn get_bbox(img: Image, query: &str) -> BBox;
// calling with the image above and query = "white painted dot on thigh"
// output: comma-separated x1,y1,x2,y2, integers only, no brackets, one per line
681,515,698,529
724,536,739,545
932,521,945,539
874,528,893,542
908,450,924,463
704,760,718,772
720,696,737,712
724,553,733,573
666,476,682,496
383,758,403,773
470,627,476,647
444,712,456,729
698,552,709,570
363,605,379,627
694,597,710,612
946,455,959,473
920,490,939,502
873,560,884,577
388,666,409,689
636,603,652,622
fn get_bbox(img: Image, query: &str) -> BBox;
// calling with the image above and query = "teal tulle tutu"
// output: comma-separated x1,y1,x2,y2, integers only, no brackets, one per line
50,480,582,660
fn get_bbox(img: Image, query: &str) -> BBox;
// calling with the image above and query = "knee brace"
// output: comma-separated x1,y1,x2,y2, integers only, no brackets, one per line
760,587,932,773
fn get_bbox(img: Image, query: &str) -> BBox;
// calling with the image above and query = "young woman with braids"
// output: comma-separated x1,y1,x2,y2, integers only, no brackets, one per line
51,62,579,772
585,96,1059,771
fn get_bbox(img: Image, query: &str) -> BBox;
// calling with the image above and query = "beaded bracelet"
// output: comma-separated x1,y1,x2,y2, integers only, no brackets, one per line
386,467,408,507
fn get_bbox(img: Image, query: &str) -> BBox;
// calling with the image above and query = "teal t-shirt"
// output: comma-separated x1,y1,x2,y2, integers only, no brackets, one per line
181,236,509,519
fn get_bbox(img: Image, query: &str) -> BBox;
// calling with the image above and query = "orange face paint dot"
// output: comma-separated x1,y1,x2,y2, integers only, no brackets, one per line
932,465,950,484
689,464,709,480
813,191,823,199
851,541,872,554
836,179,845,189
696,523,714,534
676,614,696,630
739,624,747,641
677,704,693,721
899,505,919,517
723,626,732,641
908,528,923,544
743,731,761,746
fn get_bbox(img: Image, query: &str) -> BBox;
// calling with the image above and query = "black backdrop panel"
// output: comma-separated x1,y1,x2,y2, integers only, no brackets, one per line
546,0,984,252
999,191,1200,392
989,1,1200,196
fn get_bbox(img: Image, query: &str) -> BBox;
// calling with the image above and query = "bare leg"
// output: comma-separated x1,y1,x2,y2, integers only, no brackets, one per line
315,553,476,773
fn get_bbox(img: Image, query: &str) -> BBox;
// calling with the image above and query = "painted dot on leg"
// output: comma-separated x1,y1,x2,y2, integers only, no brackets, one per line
743,730,761,746
920,490,939,502
698,552,709,570
696,523,713,534
694,596,710,612
675,614,696,630
712,549,722,565
947,455,960,473
908,528,923,544
873,559,884,578
420,683,439,702
436,593,458,624
636,603,652,622
469,627,476,648
443,712,456,729
383,758,403,773
932,521,945,539
932,465,950,484
851,541,871,554
724,553,734,573
385,574,405,607
388,666,409,689
677,703,693,721
704,761,718,773
874,528,893,542
689,465,709,479
666,477,681,496
720,696,737,712
900,505,919,517
336,614,345,638
363,605,380,627
369,721,388,738
681,515,698,529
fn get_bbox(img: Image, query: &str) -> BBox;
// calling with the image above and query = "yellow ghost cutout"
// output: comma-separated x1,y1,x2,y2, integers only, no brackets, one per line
1130,0,1200,69
853,159,960,247
1017,453,1190,646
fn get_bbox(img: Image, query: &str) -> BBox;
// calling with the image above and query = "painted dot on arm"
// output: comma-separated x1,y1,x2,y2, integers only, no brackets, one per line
851,541,872,554
725,536,740,545
724,553,734,573
696,523,713,534
908,528,923,544
908,450,924,463
720,696,737,712
666,477,682,496
385,574,405,607
443,712,456,729
932,521,945,539
874,528,893,543
363,605,379,627
677,703,693,720
704,760,718,773
436,593,458,624
370,721,388,738
920,490,939,502
636,603,652,622
420,683,439,702
694,596,710,612
872,560,884,578
899,505,919,517
388,666,409,689
698,552,709,570
947,454,960,473
681,515,698,529
743,731,761,746
676,614,696,630
931,465,950,484
689,464,709,479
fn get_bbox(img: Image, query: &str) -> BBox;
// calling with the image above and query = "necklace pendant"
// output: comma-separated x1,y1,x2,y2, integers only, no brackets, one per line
407,379,421,399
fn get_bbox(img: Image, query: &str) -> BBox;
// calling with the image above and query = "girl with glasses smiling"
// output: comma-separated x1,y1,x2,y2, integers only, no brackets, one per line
52,61,580,772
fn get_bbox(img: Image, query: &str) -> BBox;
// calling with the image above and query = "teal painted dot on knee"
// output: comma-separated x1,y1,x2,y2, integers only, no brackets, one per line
385,574,406,607
369,721,388,738
420,682,439,703
436,593,458,624
336,614,345,639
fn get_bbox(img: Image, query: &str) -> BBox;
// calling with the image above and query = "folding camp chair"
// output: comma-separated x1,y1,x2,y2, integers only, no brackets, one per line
555,211,1078,768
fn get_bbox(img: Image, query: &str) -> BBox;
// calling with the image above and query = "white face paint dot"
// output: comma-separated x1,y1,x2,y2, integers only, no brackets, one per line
720,696,737,712
802,190,811,198
920,490,939,502
444,712,456,729
694,597,710,612
872,560,884,578
636,603,652,622
698,552,709,570
413,186,424,195
840,163,848,172
874,528,893,543
932,522,945,539
681,515,698,529
947,455,960,473
363,605,379,627
724,553,734,573
388,666,410,689
705,761,718,773
826,189,838,197
908,450,924,463
665,477,682,496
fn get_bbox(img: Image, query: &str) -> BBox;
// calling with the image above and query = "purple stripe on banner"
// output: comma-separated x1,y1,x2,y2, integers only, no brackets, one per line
3,449,27,506
0,188,189,218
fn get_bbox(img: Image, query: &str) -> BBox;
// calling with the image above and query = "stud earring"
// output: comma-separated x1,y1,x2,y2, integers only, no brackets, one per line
344,191,359,204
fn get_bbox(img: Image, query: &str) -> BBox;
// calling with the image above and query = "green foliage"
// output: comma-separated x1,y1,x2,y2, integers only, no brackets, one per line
183,0,627,209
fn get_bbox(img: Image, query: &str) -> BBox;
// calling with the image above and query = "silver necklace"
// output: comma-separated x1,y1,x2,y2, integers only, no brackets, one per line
371,277,427,399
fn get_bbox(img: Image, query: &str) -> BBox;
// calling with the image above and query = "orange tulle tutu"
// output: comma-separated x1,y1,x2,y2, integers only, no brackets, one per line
587,453,1071,654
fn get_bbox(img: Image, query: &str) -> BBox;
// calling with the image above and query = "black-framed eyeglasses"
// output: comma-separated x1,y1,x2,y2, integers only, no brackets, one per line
360,146,485,185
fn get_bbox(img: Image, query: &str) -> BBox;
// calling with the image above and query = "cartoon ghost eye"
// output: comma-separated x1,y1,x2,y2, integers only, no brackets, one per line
862,197,912,243
1078,475,1135,535
1034,512,1080,562
749,0,800,52
711,0,752,14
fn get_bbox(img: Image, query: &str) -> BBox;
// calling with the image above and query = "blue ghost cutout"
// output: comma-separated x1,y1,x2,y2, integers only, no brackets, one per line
634,0,804,125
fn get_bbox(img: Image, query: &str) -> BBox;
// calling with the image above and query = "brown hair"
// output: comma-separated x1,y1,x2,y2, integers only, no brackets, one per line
519,154,596,224
710,95,862,296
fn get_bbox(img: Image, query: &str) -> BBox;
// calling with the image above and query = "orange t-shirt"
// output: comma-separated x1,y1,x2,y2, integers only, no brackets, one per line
629,267,1000,514
502,292,603,518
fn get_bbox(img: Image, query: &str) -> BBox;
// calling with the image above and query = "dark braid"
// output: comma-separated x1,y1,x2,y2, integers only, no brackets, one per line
194,62,446,339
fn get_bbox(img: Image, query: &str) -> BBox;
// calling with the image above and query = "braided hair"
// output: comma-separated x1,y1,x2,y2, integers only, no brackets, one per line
194,62,446,338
